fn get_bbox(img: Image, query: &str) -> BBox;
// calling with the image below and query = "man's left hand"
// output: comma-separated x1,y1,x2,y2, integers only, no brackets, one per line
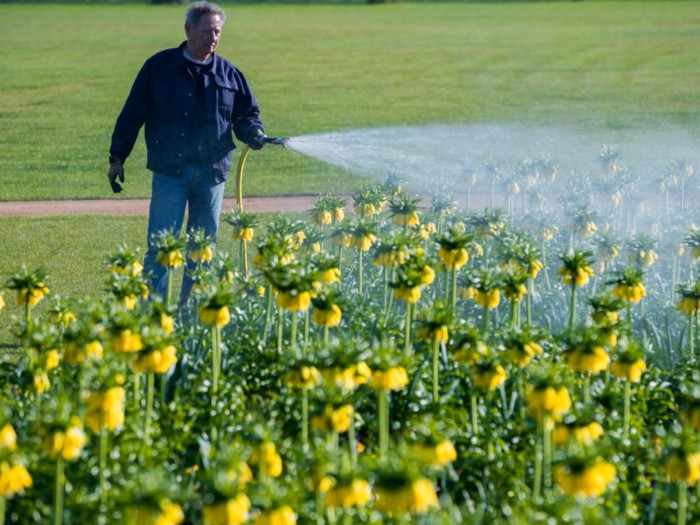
249,128,265,150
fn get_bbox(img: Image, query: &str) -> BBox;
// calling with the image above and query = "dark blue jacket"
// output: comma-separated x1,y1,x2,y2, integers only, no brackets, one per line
110,42,264,183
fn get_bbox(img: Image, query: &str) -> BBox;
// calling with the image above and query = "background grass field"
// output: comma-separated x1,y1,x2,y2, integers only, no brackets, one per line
1,1,699,343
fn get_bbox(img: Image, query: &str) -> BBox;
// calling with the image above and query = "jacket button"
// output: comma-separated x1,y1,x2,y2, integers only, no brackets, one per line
178,153,183,157
181,133,185,136
184,112,189,116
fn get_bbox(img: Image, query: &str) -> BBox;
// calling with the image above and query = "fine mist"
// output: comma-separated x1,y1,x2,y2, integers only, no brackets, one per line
286,124,699,189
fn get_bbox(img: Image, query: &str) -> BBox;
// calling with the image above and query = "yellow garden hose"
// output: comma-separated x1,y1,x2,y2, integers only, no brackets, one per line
235,135,289,211
235,145,251,212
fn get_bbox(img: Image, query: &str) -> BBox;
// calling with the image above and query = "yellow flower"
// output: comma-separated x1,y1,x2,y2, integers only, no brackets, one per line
0,425,17,451
395,211,420,227
285,366,322,389
0,461,33,498
190,246,214,262
610,359,646,382
312,210,333,226
32,371,50,393
472,364,507,390
253,506,296,525
156,250,184,268
413,440,457,466
276,290,311,311
528,260,544,279
85,387,126,432
334,208,345,221
420,266,436,286
0,294,5,312
394,286,421,304
554,461,616,497
553,422,604,446
677,297,700,316
203,493,251,525
507,341,543,367
159,313,175,334
557,266,594,286
199,306,231,327
375,478,439,515
438,247,469,269
16,284,49,306
132,345,178,374
640,250,658,266
563,347,610,374
312,304,342,327
350,234,377,252
45,349,60,370
124,295,138,310
232,227,254,241
681,406,700,431
665,452,700,483
322,267,341,284
475,289,500,309
325,479,371,508
110,330,143,353
249,442,283,478
526,386,571,425
416,325,448,343
370,367,409,391
613,283,646,303
45,419,86,460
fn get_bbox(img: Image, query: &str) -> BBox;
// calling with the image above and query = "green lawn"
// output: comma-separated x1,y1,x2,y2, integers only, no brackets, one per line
1,2,699,200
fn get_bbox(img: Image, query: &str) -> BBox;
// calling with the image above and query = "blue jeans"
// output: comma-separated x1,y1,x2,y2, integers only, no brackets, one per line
144,165,225,304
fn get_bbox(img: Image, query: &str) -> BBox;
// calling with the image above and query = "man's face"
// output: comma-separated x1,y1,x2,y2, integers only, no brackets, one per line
185,14,222,60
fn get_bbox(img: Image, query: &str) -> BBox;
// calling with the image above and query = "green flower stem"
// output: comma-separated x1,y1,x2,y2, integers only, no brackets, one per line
212,326,221,394
357,249,363,296
25,302,31,330
99,417,107,506
526,279,533,327
133,372,140,410
451,265,458,313
691,313,696,359
569,283,577,332
483,306,490,334
304,309,310,345
277,308,284,355
485,391,493,459
241,240,249,281
382,266,389,312
583,374,591,406
443,267,450,304
262,284,273,345
542,240,552,292
0,496,5,525
404,302,413,356
623,379,631,442
323,325,329,347
543,414,552,492
165,266,173,307
470,387,479,434
144,371,154,447
291,311,298,350
378,389,388,456
679,480,688,525
302,386,309,447
509,300,517,328
348,406,357,467
517,370,525,422
432,338,440,403
54,457,65,525
533,435,543,501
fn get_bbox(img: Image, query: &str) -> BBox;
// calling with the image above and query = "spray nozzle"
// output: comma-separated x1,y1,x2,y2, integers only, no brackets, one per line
262,135,290,147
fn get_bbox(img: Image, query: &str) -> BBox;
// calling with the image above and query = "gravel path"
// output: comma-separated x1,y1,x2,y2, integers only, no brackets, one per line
0,196,325,217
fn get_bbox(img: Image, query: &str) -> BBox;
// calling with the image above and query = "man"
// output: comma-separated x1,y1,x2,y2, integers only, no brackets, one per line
108,1,264,303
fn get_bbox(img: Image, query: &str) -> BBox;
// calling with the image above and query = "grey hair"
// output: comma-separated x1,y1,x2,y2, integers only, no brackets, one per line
185,2,226,28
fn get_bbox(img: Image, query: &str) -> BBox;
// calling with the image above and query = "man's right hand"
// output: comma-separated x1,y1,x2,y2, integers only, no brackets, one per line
108,160,125,193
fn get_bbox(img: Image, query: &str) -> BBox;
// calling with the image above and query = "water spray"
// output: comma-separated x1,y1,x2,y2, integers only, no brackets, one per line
235,134,290,211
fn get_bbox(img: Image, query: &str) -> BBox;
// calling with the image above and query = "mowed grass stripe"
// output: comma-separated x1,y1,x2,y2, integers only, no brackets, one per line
1,2,699,200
